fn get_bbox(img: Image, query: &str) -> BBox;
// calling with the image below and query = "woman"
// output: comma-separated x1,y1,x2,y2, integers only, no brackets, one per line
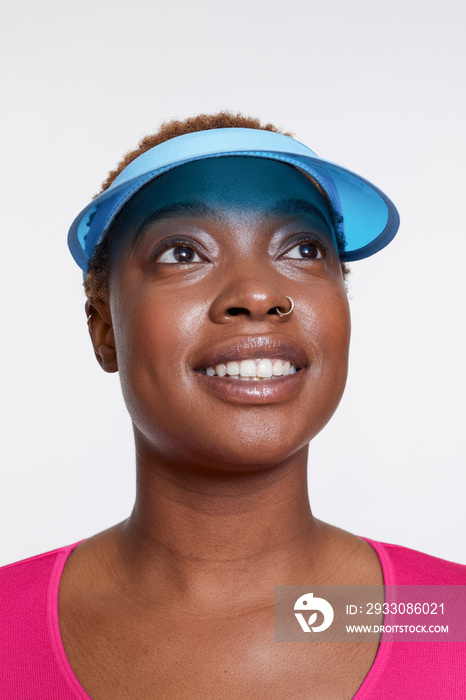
1,113,464,699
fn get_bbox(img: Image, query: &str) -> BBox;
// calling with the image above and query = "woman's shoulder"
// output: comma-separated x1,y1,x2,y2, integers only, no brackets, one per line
0,542,82,601
0,543,85,699
362,536,466,585
0,543,83,649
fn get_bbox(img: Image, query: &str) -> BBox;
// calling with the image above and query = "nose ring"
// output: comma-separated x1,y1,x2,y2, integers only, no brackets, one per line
275,296,294,317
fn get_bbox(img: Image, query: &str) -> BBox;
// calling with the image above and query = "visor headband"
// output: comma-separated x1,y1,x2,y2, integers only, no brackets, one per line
67,127,400,272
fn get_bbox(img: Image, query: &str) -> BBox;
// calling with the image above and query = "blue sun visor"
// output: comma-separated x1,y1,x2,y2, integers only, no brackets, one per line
67,127,400,272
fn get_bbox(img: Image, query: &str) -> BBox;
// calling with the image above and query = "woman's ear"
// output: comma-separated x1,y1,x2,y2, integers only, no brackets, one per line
85,299,118,373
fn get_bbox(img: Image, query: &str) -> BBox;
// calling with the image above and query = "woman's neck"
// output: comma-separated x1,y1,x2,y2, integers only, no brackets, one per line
114,439,331,607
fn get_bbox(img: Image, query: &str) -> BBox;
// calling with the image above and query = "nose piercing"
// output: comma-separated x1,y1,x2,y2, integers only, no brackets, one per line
275,296,294,317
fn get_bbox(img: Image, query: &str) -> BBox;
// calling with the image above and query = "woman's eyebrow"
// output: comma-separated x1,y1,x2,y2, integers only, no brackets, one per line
130,202,214,252
266,199,332,228
140,199,329,226
137,202,216,235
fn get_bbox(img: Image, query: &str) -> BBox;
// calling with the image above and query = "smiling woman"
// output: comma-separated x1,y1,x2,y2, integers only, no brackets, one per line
102,157,350,468
1,112,464,700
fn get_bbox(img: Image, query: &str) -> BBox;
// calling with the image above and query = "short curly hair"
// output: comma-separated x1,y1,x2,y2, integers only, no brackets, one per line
84,111,348,301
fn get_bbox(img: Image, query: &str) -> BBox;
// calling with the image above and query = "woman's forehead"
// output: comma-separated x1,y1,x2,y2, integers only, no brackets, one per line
116,156,335,227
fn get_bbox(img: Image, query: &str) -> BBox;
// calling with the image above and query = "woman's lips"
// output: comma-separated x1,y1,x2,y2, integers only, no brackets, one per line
191,335,308,405
193,367,306,405
191,334,309,372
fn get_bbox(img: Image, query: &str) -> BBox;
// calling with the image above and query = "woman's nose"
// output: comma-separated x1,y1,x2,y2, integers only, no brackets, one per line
209,276,292,324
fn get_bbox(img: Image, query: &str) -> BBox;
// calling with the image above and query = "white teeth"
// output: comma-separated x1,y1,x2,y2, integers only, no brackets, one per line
202,358,298,379
256,358,273,377
239,359,256,377
273,359,283,376
226,361,240,376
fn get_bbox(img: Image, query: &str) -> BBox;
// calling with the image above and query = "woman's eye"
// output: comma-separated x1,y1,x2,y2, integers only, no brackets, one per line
157,245,203,264
283,242,324,260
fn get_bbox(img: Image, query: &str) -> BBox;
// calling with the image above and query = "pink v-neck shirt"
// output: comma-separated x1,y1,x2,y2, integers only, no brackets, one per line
0,539,465,698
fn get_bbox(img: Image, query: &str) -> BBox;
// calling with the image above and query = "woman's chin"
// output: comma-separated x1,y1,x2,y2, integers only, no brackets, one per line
133,421,313,476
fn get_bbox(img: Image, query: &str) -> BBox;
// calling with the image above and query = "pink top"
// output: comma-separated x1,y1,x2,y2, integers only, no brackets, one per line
0,538,465,699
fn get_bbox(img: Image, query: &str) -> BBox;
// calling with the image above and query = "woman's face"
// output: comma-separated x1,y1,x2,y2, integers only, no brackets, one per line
105,157,351,470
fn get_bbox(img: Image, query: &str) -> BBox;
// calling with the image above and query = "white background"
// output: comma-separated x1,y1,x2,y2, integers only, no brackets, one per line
1,0,464,566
